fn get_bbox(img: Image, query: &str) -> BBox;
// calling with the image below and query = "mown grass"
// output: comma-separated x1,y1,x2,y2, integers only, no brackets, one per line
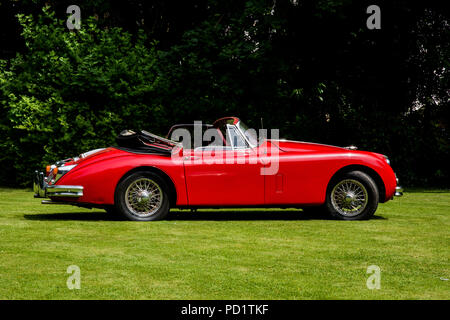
0,188,448,299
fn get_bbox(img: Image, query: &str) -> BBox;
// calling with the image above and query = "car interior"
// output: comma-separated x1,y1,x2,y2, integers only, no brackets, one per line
167,120,248,151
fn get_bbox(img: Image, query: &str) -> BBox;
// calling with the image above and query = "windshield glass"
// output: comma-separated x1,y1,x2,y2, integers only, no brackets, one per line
237,121,258,147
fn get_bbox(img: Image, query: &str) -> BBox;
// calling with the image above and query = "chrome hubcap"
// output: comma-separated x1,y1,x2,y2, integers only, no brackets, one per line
125,178,163,217
331,179,368,217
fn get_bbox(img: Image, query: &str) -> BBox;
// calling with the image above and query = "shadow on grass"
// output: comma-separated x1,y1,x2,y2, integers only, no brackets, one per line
23,211,118,221
168,210,387,221
401,189,450,193
23,210,387,221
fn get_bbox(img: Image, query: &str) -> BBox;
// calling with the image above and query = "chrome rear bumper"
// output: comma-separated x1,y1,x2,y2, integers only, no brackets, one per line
33,170,83,200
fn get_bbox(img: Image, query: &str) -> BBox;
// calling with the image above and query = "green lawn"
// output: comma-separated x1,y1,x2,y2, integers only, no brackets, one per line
0,188,449,299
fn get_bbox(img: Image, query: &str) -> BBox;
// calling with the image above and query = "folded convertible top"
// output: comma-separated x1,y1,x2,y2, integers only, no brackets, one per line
115,129,178,155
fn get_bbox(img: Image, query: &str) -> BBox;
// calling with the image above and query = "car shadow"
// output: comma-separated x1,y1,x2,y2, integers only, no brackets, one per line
168,210,326,221
23,211,119,221
23,210,387,221
168,210,387,221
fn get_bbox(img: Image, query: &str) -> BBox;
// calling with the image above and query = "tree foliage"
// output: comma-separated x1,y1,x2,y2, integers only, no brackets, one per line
0,7,163,184
0,1,448,187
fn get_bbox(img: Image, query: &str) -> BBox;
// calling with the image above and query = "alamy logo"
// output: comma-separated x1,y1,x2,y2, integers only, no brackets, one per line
366,265,381,289
66,5,81,30
169,121,280,176
366,5,381,30
66,265,81,289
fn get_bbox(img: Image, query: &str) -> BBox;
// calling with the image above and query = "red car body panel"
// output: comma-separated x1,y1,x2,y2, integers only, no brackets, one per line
56,147,188,206
52,138,397,207
182,148,265,205
266,140,396,205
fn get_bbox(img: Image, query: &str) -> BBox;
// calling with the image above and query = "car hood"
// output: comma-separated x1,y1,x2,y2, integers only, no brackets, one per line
272,140,350,153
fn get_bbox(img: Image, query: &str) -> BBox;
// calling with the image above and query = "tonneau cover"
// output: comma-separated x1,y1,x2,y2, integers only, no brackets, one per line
115,129,178,155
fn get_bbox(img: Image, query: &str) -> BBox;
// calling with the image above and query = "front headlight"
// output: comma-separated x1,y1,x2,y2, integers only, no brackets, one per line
58,164,77,173
51,164,77,183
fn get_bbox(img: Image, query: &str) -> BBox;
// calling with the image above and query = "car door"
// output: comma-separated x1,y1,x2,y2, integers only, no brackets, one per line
183,125,265,206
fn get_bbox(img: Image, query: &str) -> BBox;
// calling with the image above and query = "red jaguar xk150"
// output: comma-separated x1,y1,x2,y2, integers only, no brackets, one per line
33,117,403,221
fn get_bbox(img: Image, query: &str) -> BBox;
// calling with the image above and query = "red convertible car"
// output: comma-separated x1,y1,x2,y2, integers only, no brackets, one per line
33,117,403,221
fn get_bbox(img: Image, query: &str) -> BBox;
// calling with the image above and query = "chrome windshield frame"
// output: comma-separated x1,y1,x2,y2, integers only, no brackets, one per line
235,121,258,149
226,124,249,150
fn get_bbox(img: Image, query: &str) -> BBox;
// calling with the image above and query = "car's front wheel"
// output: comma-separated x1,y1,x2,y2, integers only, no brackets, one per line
114,171,170,221
325,171,379,220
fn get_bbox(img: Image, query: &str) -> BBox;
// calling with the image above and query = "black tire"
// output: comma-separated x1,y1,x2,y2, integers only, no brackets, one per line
325,171,379,220
114,171,170,221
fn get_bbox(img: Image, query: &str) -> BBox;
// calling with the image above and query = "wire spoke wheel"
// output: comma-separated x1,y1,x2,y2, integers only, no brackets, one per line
124,178,163,218
331,179,368,217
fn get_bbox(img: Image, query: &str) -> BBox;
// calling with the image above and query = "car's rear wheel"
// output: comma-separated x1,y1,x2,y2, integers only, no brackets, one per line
325,171,379,220
115,171,170,221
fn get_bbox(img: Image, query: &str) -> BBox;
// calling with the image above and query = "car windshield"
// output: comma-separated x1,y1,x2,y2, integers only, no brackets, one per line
236,121,258,147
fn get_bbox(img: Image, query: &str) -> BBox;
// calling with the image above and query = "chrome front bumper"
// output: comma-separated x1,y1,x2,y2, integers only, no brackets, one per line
395,185,404,197
394,176,403,197
33,170,83,200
